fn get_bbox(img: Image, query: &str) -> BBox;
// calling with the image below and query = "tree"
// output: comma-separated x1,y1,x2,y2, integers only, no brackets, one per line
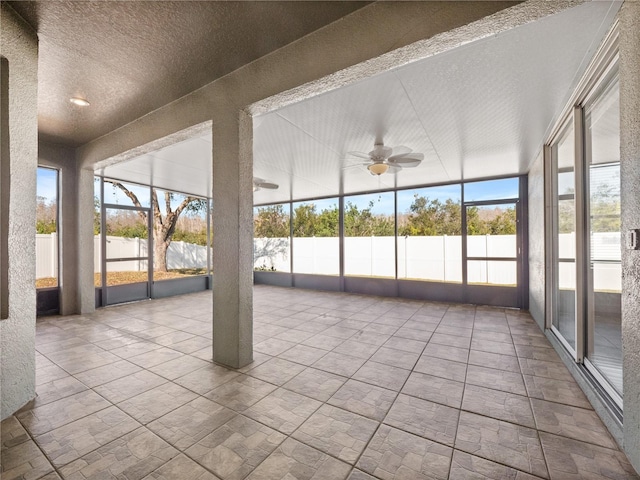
399,195,461,236
254,205,289,238
344,199,393,236
36,196,57,234
108,181,207,272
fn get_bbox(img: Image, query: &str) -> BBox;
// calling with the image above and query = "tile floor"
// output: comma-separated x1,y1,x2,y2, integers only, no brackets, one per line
1,285,638,480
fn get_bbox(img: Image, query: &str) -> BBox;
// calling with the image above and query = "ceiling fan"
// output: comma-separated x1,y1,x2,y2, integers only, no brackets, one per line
253,177,279,192
347,142,424,175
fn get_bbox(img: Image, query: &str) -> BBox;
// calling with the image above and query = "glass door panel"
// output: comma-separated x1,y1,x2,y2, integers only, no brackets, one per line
552,122,577,351
585,74,622,397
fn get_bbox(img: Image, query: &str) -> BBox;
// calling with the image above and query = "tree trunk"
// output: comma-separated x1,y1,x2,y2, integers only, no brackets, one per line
154,237,170,272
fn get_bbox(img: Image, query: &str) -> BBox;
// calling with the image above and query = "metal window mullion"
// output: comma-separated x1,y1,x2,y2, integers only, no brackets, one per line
148,184,153,299
338,196,344,291
573,105,586,363
544,144,555,330
394,190,398,281
289,202,293,275
461,186,468,294
100,177,107,305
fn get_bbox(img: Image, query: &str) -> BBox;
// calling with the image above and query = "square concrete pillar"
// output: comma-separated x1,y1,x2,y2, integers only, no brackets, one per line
620,1,640,473
211,111,254,368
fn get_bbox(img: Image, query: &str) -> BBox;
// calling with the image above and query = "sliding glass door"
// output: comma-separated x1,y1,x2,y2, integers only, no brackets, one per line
548,55,621,407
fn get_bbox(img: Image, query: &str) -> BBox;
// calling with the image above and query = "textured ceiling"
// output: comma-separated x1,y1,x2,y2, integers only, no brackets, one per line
9,1,368,147
97,1,620,201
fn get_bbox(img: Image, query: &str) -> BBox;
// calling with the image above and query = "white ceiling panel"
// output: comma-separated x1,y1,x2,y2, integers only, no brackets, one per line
99,1,620,205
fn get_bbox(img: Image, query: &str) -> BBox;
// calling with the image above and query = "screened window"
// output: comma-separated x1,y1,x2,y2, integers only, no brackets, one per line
292,198,339,275
254,203,291,273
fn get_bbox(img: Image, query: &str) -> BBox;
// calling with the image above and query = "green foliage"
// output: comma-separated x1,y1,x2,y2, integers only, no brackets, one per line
398,196,461,236
343,200,394,237
36,220,57,235
172,228,208,246
292,203,339,237
254,205,289,238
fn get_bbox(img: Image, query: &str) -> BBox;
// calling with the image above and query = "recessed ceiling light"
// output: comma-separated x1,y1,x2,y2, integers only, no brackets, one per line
70,97,90,107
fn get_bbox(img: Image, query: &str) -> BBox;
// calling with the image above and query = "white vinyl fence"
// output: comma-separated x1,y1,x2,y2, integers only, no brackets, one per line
254,233,622,290
36,234,209,278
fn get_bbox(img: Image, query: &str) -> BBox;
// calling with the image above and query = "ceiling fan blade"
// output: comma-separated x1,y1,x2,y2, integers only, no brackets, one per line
259,182,279,190
390,145,412,157
369,145,393,159
388,153,424,164
347,151,371,159
387,163,402,174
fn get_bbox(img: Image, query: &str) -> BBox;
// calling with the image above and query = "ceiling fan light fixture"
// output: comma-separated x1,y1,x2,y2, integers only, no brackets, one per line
368,163,389,175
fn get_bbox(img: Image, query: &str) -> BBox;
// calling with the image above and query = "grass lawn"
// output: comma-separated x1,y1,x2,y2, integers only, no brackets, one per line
36,268,208,288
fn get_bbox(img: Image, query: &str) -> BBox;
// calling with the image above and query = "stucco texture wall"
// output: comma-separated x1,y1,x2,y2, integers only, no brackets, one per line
528,150,545,329
0,3,38,419
620,1,640,472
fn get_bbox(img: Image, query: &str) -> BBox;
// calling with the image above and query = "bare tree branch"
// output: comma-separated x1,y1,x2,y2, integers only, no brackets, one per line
109,181,147,222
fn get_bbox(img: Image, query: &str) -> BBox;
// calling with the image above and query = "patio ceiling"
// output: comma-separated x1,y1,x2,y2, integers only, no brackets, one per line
99,1,620,201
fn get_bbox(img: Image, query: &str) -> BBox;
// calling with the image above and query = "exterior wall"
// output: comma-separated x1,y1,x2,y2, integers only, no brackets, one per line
528,150,545,329
0,4,38,419
39,142,80,315
620,1,640,472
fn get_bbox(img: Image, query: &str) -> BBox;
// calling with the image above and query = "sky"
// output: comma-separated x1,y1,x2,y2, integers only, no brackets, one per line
39,168,519,216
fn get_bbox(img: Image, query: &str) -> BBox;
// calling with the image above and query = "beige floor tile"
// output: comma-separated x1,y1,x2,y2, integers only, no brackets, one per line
110,341,163,359
352,361,410,391
301,333,345,351
185,415,285,480
35,405,140,466
244,388,322,435
422,343,469,363
393,327,433,342
369,347,420,370
455,411,548,479
94,370,168,404
148,355,210,381
467,349,521,373
471,330,513,344
128,347,185,369
540,432,639,480
312,352,367,378
518,358,574,382
282,367,346,402
73,359,142,388
59,427,178,480
277,344,328,366
254,338,297,356
171,335,212,354
16,390,111,436
384,394,459,446
382,336,426,354
1,416,30,449
461,384,535,428
470,338,516,357
530,398,617,449
246,438,351,480
0,438,55,480
45,344,121,374
117,382,198,424
35,364,68,386
465,364,527,396
332,340,380,360
512,334,552,348
514,344,563,362
21,375,88,410
357,424,452,480
174,364,241,395
147,397,236,450
205,374,277,412
523,375,592,409
402,372,464,408
347,470,378,480
449,450,542,480
414,355,468,383
292,404,378,465
142,454,219,480
245,358,306,386
327,379,396,421
430,333,471,349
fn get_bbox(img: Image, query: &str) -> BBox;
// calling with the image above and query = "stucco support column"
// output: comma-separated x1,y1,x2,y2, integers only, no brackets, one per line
620,1,640,472
212,111,253,368
0,3,38,419
77,167,97,313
